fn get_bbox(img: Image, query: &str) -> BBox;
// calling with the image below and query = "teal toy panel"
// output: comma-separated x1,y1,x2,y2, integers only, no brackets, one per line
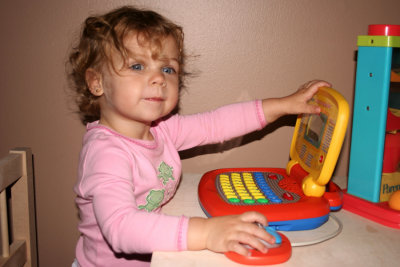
348,46,393,202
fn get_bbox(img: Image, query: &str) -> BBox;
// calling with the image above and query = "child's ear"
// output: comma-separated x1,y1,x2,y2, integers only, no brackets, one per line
85,68,103,96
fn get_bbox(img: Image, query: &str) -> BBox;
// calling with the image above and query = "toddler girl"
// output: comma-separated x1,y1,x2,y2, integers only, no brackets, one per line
68,5,330,267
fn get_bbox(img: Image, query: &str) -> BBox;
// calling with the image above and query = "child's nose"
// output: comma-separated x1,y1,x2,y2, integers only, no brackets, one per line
150,71,166,87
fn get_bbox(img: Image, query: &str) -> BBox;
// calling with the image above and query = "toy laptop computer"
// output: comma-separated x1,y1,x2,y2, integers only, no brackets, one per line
198,87,349,231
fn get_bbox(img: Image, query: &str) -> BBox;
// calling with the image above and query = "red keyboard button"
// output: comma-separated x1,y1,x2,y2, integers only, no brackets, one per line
282,192,294,200
268,174,278,180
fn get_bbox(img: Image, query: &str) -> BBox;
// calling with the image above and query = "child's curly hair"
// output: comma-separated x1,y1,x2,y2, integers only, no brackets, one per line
67,6,186,125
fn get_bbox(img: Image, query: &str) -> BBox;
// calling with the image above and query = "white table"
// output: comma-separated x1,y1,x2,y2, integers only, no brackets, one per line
152,173,400,267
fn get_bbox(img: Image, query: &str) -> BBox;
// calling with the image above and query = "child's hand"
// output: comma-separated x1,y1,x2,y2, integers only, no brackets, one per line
262,80,331,123
285,80,331,115
187,211,275,256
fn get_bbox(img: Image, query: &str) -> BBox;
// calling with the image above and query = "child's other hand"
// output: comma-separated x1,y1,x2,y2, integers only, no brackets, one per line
188,211,275,256
289,80,331,114
262,80,331,123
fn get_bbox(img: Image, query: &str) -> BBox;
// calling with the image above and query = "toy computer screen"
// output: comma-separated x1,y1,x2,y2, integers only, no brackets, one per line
304,113,327,149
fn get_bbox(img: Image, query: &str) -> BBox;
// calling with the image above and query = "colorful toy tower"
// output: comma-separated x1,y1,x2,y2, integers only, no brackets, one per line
344,24,400,228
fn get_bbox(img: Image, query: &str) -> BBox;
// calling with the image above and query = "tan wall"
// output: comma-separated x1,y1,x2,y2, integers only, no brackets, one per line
0,0,399,266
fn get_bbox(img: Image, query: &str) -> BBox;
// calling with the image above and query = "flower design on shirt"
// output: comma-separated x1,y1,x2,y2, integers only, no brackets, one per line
138,189,165,212
157,161,175,185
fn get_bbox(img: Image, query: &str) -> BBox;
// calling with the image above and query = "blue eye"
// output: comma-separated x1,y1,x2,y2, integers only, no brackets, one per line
162,67,176,74
130,64,144,71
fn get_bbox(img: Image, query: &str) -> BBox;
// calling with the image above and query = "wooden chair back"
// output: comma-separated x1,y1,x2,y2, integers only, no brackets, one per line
0,148,38,267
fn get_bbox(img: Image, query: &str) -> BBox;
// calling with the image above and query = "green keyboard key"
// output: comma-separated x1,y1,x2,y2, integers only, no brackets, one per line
228,198,240,203
257,198,269,204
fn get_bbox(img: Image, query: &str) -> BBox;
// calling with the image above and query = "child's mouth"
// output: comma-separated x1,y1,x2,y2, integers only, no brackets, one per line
145,97,164,102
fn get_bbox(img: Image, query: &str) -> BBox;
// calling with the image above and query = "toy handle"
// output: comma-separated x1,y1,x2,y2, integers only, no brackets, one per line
302,175,326,197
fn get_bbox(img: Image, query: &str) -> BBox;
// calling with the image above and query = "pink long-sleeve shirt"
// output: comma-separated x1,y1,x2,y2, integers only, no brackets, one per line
74,100,266,266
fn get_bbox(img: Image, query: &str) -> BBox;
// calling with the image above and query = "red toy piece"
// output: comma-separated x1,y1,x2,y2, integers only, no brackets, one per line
368,24,400,36
224,233,292,265
343,191,400,229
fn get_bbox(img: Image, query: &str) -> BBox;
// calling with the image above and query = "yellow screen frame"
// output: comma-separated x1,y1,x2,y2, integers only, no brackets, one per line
286,87,349,197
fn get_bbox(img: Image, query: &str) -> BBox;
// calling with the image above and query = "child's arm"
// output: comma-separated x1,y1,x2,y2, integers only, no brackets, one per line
187,212,273,256
262,80,331,124
186,80,330,256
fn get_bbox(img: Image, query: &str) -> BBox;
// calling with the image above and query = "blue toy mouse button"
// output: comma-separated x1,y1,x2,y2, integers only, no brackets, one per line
265,226,282,244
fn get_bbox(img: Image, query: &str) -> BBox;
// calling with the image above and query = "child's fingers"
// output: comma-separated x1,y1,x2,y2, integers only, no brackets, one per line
309,105,321,114
306,80,331,114
231,228,272,255
238,212,276,242
237,231,269,255
252,224,276,247
308,80,331,90
245,238,269,254
227,240,251,256
239,211,268,226
237,212,276,247
227,231,268,256
300,80,331,93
